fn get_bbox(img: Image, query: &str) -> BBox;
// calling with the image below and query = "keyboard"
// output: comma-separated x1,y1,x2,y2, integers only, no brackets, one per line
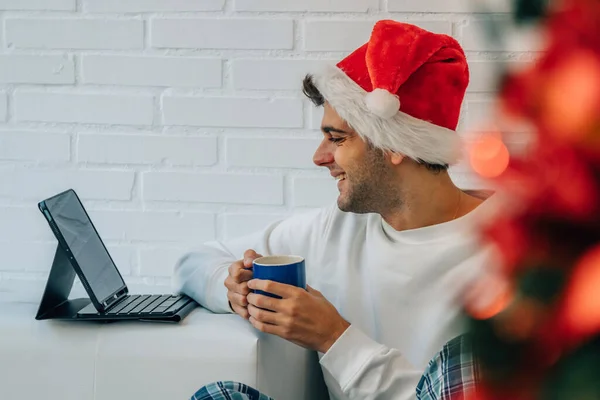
77,294,192,317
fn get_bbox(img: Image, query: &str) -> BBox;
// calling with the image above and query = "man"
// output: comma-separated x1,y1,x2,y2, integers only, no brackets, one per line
173,20,494,399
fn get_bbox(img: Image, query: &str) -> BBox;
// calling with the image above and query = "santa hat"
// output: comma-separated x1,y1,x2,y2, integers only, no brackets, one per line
310,20,469,165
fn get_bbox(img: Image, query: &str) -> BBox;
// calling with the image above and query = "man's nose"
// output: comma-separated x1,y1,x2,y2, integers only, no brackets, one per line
313,140,334,167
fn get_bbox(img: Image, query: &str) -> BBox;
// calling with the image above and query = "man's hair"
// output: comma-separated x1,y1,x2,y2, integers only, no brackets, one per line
302,74,449,173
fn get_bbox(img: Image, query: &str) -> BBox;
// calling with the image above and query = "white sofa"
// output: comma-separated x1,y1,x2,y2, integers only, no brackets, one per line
0,294,330,400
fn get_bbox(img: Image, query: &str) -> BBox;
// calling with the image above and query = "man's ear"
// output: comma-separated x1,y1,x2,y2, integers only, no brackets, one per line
387,151,405,166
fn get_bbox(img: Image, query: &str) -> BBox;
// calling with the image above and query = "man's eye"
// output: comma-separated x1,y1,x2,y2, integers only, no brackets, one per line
328,137,345,144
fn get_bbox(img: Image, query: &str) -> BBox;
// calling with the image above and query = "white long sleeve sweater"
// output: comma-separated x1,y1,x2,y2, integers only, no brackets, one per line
172,196,496,400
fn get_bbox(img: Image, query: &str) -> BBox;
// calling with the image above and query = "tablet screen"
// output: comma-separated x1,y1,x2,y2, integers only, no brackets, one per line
44,190,126,303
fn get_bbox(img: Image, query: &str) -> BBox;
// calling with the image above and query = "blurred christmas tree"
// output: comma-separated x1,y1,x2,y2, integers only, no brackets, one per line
463,0,600,399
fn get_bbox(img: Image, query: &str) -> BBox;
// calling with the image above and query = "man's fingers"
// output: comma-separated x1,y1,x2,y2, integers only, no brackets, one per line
232,303,249,320
248,304,279,325
242,249,263,268
230,266,253,282
225,277,251,297
247,279,296,298
227,290,248,307
249,316,280,335
247,292,285,312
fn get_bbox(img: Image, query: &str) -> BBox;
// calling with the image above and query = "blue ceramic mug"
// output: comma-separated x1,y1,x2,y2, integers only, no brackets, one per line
252,255,306,299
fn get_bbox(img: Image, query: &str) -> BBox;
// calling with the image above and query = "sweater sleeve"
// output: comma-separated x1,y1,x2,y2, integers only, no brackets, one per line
171,206,333,314
319,325,422,400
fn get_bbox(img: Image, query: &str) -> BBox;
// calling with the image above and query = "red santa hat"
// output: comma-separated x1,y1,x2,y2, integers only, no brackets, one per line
310,20,470,165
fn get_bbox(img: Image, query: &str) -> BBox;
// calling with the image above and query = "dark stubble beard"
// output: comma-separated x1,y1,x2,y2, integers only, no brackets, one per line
337,146,403,214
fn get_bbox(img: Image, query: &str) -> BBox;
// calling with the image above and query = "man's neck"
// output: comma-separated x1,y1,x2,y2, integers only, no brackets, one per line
380,171,483,232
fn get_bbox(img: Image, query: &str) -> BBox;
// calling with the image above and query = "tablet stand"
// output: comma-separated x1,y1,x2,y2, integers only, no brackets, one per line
35,245,92,320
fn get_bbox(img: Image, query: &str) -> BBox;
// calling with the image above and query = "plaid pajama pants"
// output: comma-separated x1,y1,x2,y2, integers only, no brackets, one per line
190,381,273,400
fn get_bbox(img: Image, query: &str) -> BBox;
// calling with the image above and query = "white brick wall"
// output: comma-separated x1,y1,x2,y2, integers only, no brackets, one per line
77,133,218,166
232,59,334,90
150,19,294,50
162,96,303,128
0,92,7,121
0,0,75,11
0,0,536,292
0,55,75,84
233,0,378,12
15,91,154,125
81,56,222,88
83,0,225,13
226,138,319,168
143,172,284,205
6,18,144,49
0,131,71,162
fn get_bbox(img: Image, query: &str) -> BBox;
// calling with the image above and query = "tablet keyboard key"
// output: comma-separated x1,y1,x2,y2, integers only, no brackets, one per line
140,295,170,314
129,295,159,314
164,297,190,314
118,295,147,314
107,295,139,315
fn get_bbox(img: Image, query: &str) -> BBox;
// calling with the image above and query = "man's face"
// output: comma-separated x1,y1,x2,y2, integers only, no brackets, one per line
312,103,396,213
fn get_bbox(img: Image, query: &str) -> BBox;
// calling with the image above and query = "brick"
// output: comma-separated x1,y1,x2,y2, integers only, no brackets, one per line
293,176,338,207
304,20,452,51
464,99,494,131
234,0,377,12
105,246,136,276
6,18,143,49
468,60,534,93
460,19,544,52
143,172,284,205
0,131,70,162
0,55,75,85
0,0,75,10
0,170,135,200
163,96,303,128
151,18,293,50
388,0,510,13
140,247,197,277
467,61,504,93
226,138,319,169
0,279,50,303
232,59,333,90
310,107,324,130
15,91,154,125
88,210,215,243
0,242,134,275
0,243,59,272
0,207,51,242
223,213,286,239
81,55,221,88
78,134,217,166
0,93,6,122
83,0,224,12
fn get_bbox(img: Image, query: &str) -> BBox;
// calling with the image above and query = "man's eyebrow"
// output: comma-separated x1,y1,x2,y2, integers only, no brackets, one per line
321,126,349,135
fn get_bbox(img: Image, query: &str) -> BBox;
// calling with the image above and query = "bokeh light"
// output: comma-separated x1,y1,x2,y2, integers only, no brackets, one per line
561,245,600,339
469,133,511,178
543,51,600,141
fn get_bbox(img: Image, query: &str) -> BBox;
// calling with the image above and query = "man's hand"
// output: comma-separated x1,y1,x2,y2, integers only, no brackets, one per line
224,249,262,319
246,279,350,354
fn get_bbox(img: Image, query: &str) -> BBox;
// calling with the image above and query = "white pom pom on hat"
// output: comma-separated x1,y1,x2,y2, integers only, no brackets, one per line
365,88,400,119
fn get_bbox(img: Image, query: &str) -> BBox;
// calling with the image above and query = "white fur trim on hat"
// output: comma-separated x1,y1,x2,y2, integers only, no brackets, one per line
312,65,463,165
